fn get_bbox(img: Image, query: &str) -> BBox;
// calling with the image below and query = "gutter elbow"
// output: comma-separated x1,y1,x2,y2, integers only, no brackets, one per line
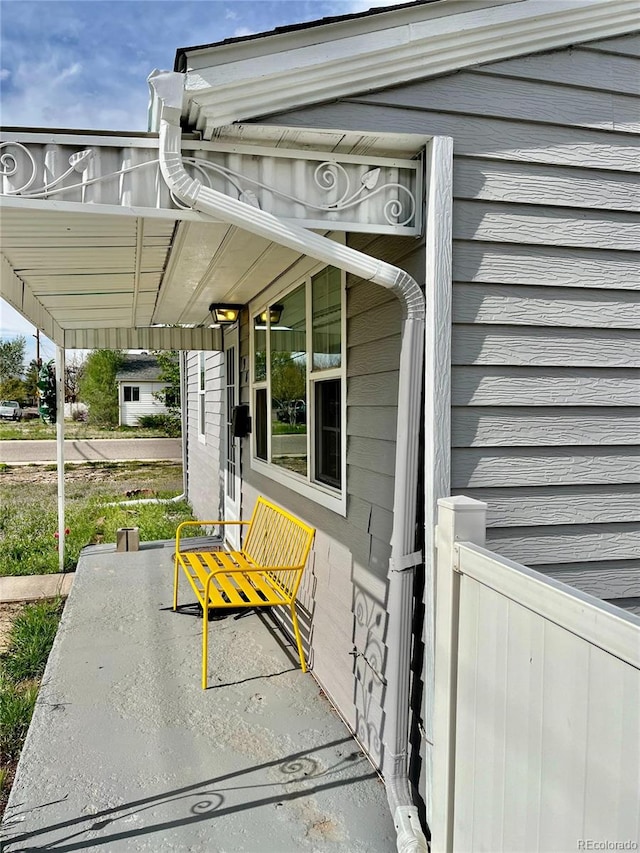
394,806,429,853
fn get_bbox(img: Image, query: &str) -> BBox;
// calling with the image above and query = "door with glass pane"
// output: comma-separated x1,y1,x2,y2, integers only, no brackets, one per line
224,327,241,549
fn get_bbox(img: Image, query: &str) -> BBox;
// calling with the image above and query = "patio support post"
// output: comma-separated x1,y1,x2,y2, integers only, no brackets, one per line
56,344,65,573
149,69,430,853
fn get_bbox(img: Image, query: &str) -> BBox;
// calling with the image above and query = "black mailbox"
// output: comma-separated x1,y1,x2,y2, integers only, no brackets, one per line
231,404,252,438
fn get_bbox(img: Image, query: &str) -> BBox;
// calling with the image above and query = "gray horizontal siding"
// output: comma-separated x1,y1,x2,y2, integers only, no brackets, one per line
538,560,640,599
185,351,224,522
452,242,640,289
452,367,640,406
477,45,640,95
349,302,403,345
339,39,640,610
453,157,640,212
267,101,639,171
347,407,397,440
354,71,640,133
453,200,640,251
349,337,401,375
348,371,399,403
486,523,640,565
584,34,640,58
443,35,639,611
348,436,396,477
452,326,640,367
452,408,640,447
453,448,640,488
604,597,640,616
453,284,640,329
458,486,640,527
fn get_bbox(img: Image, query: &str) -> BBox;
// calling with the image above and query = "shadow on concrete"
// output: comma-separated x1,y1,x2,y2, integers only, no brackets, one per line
3,738,374,852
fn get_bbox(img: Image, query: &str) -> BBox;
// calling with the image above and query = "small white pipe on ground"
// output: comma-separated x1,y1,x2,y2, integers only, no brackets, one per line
104,493,186,508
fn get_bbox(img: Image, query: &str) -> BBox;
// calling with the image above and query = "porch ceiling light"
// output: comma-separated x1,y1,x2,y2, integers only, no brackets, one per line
209,303,242,325
258,304,284,325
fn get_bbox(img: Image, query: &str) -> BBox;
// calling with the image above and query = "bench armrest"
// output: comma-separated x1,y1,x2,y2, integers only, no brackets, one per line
175,519,251,551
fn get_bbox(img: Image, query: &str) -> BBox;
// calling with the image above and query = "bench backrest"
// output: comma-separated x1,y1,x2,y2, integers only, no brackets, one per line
242,497,315,598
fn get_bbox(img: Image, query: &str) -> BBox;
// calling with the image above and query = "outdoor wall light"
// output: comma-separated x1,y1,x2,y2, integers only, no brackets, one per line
209,303,242,325
257,304,284,325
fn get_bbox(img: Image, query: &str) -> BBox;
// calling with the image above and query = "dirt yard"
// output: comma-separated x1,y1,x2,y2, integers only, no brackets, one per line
1,460,183,491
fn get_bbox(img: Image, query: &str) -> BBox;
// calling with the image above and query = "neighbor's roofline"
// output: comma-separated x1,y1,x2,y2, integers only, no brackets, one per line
169,0,640,136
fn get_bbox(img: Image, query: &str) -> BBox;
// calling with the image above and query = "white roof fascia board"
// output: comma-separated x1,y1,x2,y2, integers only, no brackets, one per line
0,195,224,222
1,130,426,159
180,0,515,69
178,0,640,131
0,131,163,148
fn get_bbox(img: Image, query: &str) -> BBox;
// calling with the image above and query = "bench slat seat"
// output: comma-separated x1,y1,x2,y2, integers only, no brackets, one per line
174,497,315,688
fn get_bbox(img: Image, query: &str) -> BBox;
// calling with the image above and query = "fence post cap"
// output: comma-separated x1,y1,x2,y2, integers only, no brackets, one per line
437,496,487,512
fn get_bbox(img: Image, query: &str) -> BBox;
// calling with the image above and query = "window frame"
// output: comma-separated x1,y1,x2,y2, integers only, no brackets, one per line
123,385,140,403
249,262,347,516
197,351,206,444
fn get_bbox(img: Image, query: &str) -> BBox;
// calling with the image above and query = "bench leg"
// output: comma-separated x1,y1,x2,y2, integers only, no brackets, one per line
202,599,209,690
173,554,180,611
290,602,307,673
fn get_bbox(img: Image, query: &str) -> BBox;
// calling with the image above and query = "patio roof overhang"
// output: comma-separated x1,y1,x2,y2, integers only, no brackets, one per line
0,125,426,349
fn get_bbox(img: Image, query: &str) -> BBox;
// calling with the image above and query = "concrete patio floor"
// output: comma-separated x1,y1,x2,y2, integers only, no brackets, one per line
1,543,396,852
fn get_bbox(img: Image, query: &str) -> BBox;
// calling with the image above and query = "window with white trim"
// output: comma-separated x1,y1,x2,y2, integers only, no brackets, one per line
198,352,206,442
123,386,139,403
251,266,345,509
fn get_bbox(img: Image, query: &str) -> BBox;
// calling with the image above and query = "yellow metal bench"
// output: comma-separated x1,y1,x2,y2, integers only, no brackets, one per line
174,496,315,689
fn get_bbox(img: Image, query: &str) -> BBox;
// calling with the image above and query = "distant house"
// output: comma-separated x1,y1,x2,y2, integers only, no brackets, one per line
114,354,169,427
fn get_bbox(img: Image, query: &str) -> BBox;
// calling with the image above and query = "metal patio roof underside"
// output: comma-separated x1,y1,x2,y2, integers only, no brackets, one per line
0,125,425,350
1,206,308,350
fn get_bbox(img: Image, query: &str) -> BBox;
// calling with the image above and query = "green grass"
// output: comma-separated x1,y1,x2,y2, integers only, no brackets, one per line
0,420,177,440
271,423,307,435
0,462,200,577
1,599,63,814
1,600,64,683
0,676,39,763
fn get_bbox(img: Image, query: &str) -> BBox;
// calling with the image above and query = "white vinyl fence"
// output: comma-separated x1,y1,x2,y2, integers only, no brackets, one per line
432,496,640,853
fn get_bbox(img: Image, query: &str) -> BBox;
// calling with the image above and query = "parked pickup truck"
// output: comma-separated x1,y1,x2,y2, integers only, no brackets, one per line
0,400,23,420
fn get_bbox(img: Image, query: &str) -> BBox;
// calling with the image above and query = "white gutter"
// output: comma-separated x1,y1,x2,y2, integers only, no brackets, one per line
148,69,428,853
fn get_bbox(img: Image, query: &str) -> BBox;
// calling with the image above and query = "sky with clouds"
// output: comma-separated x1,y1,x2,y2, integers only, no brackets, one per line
1,0,402,364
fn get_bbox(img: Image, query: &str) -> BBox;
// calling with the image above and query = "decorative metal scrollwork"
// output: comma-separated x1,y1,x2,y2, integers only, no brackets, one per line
0,142,39,194
182,156,416,226
0,141,153,199
0,141,416,227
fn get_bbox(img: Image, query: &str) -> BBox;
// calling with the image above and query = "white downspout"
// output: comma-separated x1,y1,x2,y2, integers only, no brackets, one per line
148,70,428,853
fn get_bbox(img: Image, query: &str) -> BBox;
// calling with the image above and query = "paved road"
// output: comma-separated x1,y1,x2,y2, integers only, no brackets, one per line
0,438,182,465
